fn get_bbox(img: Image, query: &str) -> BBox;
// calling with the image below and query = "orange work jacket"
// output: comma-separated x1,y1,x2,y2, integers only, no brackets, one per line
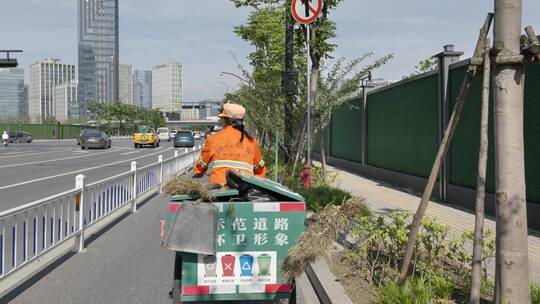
194,126,267,185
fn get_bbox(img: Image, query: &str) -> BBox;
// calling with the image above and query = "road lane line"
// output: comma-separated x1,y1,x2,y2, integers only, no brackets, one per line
0,148,126,169
0,148,68,159
0,147,174,190
120,151,140,156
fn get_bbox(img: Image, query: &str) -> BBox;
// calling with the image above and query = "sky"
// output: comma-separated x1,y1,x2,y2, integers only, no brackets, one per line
1,1,540,102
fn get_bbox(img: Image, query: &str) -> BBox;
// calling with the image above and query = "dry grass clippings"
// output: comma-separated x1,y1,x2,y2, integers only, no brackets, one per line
282,196,367,281
162,175,214,199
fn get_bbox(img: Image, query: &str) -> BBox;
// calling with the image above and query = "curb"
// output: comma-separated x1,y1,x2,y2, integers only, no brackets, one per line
305,257,354,304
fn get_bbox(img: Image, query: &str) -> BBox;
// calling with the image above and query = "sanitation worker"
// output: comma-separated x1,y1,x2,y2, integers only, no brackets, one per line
194,103,267,185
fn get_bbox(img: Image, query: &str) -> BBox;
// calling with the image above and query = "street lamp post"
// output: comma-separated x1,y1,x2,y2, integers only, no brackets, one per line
220,72,251,89
360,71,374,167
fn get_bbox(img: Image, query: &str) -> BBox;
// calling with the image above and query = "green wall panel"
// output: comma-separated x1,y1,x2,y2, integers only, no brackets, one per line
448,63,540,203
330,97,362,163
1,124,90,139
366,74,439,177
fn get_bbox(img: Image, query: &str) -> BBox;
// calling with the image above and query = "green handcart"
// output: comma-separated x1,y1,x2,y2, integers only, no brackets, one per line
164,172,306,303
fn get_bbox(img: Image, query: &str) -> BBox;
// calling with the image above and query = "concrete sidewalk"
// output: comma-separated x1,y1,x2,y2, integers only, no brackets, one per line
330,165,540,283
6,195,175,304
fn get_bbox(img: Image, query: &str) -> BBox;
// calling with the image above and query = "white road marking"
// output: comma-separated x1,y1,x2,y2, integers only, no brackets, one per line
120,151,140,156
0,147,125,169
0,147,174,190
0,148,67,159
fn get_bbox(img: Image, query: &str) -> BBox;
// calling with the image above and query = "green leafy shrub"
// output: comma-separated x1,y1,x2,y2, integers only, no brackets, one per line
300,185,355,212
374,274,455,304
532,283,540,304
349,212,496,301
374,277,434,304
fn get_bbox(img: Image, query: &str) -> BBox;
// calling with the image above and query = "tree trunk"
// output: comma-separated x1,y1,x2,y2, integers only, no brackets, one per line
319,127,327,183
308,56,320,167
292,118,307,175
492,0,531,302
283,0,295,164
469,40,491,304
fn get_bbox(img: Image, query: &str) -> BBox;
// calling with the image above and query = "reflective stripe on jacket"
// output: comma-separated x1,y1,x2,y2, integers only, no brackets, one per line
194,125,267,185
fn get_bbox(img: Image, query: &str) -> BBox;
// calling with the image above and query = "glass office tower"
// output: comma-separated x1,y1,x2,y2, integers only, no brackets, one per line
78,0,119,116
0,68,25,120
133,70,152,109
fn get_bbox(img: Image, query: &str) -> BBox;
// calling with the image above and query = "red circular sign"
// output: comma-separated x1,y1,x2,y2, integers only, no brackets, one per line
291,0,323,24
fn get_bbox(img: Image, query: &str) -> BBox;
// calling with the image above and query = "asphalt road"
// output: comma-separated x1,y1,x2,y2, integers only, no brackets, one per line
0,138,199,212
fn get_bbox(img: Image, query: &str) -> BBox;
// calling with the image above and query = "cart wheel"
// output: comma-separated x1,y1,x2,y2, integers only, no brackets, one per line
172,253,182,304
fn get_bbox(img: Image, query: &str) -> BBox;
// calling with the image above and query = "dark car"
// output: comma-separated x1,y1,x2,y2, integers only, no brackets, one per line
8,131,33,143
174,131,195,148
80,130,112,149
76,129,93,145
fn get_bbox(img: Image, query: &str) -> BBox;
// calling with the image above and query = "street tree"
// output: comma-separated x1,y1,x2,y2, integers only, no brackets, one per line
231,0,384,171
229,5,307,162
492,0,530,302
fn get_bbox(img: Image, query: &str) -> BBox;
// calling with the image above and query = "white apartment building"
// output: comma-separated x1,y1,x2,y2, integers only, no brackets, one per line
54,81,78,123
119,64,133,105
152,62,183,113
28,59,76,122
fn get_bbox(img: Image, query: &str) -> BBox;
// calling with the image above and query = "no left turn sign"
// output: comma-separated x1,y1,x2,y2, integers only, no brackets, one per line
291,0,323,24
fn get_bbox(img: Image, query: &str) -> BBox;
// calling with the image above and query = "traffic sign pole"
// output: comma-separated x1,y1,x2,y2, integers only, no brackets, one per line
291,0,322,189
306,24,312,168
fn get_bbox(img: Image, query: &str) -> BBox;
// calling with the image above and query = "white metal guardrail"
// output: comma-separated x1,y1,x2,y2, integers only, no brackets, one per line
0,147,201,281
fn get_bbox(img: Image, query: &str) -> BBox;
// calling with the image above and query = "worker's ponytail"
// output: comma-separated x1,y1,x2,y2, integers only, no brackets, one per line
231,119,253,142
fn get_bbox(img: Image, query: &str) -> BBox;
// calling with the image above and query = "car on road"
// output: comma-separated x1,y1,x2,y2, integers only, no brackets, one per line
157,127,171,142
77,129,93,145
193,132,201,140
174,130,195,148
169,130,177,141
133,126,160,148
8,131,33,143
80,130,112,149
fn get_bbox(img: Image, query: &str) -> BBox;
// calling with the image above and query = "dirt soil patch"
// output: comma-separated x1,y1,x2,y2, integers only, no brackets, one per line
325,250,376,304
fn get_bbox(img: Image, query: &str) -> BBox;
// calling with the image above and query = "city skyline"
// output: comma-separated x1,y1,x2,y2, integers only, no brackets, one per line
2,1,540,102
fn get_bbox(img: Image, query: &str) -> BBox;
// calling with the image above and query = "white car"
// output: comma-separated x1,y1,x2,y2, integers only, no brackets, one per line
193,133,201,140
157,127,171,142
169,130,177,140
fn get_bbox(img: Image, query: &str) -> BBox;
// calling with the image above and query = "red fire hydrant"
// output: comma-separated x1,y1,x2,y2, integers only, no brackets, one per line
301,165,312,189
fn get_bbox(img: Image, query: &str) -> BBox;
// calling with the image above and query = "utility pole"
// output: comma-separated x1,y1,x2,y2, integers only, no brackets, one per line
282,0,297,163
492,0,531,302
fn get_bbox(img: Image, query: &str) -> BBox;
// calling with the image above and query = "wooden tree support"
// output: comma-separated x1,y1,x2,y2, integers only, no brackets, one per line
469,38,491,304
470,25,540,65
397,13,494,284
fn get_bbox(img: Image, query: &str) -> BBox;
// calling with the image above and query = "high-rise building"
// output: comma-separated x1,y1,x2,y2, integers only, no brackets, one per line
78,0,119,113
133,70,152,109
119,64,133,105
21,85,29,117
54,81,79,123
152,63,183,113
28,59,76,121
0,68,25,120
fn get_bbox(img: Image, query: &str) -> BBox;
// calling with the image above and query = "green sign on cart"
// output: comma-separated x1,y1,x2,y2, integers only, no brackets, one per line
167,200,306,302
